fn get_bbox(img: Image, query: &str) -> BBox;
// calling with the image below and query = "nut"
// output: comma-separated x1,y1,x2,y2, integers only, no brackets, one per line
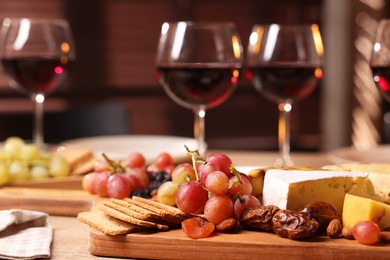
341,227,354,240
380,231,390,243
326,219,342,238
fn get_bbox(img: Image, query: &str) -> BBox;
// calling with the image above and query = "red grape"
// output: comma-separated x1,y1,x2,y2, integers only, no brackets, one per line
229,174,252,197
206,153,232,176
94,172,110,197
107,173,132,199
198,161,220,184
204,195,234,224
205,171,229,195
154,152,174,170
352,221,381,245
176,181,208,214
82,172,98,194
93,160,109,173
126,167,150,191
171,163,196,186
127,152,146,168
233,194,261,218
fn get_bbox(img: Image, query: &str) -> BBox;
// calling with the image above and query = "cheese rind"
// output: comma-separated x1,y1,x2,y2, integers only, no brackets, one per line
343,193,390,230
262,170,369,213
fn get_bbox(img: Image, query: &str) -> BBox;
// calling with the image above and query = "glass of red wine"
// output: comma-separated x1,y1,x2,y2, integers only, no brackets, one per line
0,18,75,149
371,19,390,102
246,24,324,166
156,22,243,155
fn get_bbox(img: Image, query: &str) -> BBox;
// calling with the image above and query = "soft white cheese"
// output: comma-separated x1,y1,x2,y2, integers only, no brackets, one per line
262,169,371,213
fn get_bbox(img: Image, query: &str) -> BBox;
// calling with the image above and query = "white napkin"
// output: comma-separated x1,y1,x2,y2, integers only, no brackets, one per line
0,209,52,260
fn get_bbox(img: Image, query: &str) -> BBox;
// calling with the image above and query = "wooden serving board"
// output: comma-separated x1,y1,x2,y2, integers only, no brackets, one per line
0,187,97,216
0,175,84,190
89,228,390,259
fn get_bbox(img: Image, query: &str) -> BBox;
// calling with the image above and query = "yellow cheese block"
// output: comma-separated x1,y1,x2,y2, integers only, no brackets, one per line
323,163,390,204
342,193,390,230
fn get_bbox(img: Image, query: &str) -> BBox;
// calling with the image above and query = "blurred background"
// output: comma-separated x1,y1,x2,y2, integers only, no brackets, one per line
0,0,388,152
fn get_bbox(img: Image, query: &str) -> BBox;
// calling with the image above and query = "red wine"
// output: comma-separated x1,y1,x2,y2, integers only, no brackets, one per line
371,66,390,102
1,57,72,95
246,64,322,103
157,65,240,109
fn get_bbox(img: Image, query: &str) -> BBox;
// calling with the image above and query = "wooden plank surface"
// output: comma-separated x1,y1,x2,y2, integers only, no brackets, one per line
0,187,96,216
88,228,390,260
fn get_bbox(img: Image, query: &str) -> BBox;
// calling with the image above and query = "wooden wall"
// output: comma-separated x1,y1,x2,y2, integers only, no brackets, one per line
0,0,323,151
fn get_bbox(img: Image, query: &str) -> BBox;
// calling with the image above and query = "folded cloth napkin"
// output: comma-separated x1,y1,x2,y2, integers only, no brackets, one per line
0,209,52,260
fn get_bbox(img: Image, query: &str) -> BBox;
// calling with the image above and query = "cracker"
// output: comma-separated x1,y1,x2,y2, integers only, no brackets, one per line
77,210,138,235
128,196,190,223
97,203,169,230
71,157,96,175
111,198,181,227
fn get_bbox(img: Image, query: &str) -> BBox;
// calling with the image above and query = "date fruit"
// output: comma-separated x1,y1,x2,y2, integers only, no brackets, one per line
239,205,280,232
299,201,341,233
272,209,319,240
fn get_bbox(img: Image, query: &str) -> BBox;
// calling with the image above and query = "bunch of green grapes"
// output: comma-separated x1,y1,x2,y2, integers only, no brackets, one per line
0,137,69,185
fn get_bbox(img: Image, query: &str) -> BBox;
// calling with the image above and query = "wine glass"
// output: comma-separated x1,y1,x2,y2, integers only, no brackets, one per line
246,24,324,166
371,19,390,102
156,22,243,155
0,18,76,149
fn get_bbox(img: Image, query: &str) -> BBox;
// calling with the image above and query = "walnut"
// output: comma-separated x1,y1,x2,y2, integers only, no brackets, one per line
299,201,341,233
272,209,319,240
326,219,342,238
239,205,280,232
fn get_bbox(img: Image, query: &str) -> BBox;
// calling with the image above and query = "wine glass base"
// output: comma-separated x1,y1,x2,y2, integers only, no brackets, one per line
274,157,294,167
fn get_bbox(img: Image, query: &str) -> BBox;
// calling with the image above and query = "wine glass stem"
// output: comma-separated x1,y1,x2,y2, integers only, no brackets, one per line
32,94,44,149
277,101,293,166
194,107,206,156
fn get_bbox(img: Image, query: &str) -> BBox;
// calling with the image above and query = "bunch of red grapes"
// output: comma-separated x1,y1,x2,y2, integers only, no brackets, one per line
82,152,174,199
157,151,261,230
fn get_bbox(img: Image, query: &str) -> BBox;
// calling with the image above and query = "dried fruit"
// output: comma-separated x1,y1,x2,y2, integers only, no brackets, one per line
327,219,342,238
182,217,215,239
380,231,390,243
299,201,341,233
239,205,280,232
272,209,319,240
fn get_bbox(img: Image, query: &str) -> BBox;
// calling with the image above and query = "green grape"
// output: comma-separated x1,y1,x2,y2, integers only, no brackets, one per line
49,155,70,177
157,181,179,206
0,163,9,184
3,136,25,159
19,144,40,161
30,165,50,180
0,151,9,162
8,161,30,182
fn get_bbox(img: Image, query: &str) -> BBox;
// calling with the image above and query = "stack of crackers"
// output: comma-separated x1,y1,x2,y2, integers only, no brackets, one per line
55,146,96,176
78,196,190,235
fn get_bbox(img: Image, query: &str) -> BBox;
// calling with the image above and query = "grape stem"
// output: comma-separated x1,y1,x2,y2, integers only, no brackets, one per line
101,153,126,174
229,165,245,202
185,145,205,182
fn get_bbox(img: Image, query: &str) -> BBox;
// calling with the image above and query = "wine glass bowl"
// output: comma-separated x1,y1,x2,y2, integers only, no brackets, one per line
246,24,323,166
371,19,390,102
156,22,243,155
0,18,75,148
